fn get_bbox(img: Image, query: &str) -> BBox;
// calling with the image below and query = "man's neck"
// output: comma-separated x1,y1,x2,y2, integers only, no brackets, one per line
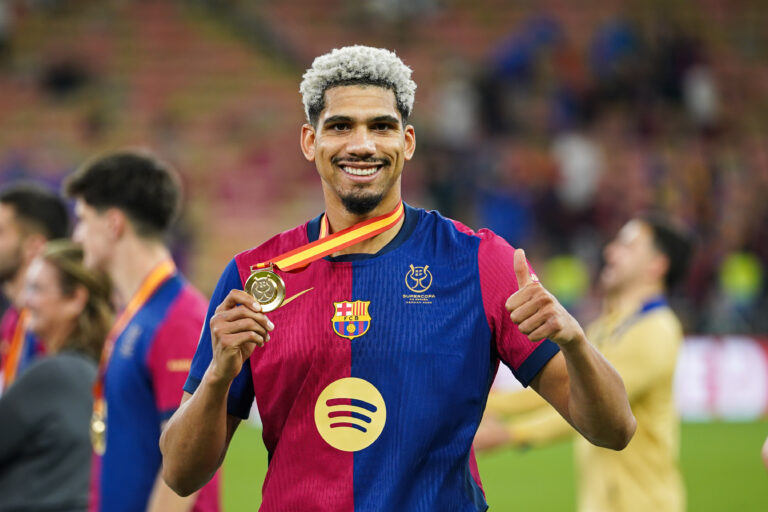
108,237,172,305
605,282,665,315
323,196,404,256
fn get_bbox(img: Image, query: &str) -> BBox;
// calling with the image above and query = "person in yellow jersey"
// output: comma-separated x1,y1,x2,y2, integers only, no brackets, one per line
475,212,694,512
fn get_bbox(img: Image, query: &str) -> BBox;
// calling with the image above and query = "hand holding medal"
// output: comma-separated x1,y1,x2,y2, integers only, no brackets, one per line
207,201,407,382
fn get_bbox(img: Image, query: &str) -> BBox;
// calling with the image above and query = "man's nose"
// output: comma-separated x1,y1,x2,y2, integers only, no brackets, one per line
347,128,376,156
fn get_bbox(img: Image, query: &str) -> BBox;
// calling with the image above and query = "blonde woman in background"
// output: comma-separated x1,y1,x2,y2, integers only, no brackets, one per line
0,241,113,512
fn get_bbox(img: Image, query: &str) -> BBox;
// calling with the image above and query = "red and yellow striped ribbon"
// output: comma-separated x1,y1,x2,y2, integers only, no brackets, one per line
2,309,30,389
254,201,405,272
92,259,176,406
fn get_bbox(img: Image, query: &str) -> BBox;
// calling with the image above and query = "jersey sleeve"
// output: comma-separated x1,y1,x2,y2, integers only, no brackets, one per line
477,231,560,387
183,259,255,419
146,286,207,422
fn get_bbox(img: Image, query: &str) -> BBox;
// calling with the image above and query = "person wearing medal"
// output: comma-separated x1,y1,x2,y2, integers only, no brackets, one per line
474,213,694,512
0,183,69,395
160,45,636,511
63,151,220,512
0,241,112,511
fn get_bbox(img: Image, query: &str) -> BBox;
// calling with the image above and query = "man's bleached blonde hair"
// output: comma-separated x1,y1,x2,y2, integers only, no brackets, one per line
299,45,416,126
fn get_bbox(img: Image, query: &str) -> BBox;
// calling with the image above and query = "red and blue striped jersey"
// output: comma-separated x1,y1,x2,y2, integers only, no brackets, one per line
186,205,559,511
91,273,220,512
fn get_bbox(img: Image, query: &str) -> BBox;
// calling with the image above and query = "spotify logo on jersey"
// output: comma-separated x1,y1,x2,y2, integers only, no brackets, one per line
314,377,387,452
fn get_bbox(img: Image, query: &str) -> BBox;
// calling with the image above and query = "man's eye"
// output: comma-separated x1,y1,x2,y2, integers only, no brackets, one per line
373,123,392,131
330,123,350,131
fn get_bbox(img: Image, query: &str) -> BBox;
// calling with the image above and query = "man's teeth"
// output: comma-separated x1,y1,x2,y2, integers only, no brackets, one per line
342,166,379,176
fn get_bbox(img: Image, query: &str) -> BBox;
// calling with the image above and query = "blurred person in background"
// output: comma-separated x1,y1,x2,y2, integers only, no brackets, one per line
160,45,635,511
64,151,220,512
763,435,768,472
0,183,69,394
0,241,112,512
475,212,694,512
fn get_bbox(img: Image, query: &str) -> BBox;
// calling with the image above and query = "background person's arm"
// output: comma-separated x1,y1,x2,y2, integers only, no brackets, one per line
0,365,43,463
475,388,574,452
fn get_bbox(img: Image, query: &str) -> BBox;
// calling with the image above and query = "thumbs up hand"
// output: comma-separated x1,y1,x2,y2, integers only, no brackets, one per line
505,249,585,347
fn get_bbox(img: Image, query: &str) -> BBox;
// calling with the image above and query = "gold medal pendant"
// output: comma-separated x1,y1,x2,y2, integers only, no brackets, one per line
244,265,285,312
90,400,106,455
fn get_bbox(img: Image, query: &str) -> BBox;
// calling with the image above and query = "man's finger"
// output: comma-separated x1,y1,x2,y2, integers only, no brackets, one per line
514,248,533,289
214,306,273,330
508,296,546,325
216,289,263,314
216,317,269,338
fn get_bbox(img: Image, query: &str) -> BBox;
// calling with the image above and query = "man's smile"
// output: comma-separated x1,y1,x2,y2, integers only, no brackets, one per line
340,165,381,177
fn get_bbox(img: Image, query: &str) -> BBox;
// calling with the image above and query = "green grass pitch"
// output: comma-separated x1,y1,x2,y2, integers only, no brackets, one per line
222,420,768,511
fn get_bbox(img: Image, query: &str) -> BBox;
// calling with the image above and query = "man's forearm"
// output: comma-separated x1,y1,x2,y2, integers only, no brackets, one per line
559,334,636,450
160,369,235,496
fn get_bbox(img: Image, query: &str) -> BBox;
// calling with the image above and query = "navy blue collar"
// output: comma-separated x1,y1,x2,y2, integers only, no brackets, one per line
639,296,668,314
305,203,419,262
605,295,670,341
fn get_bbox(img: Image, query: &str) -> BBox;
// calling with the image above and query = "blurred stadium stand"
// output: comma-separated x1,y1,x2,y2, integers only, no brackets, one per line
1,0,767,335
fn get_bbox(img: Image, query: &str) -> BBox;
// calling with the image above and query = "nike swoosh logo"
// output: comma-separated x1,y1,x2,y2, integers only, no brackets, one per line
281,287,314,307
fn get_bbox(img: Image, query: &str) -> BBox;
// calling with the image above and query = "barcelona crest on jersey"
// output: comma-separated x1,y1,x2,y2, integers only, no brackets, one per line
332,300,371,340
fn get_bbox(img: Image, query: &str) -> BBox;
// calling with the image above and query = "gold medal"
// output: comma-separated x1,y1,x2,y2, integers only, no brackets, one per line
90,400,106,455
244,202,405,312
244,266,285,312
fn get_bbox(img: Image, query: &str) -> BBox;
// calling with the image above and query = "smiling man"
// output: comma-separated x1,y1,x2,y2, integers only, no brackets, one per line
160,45,636,511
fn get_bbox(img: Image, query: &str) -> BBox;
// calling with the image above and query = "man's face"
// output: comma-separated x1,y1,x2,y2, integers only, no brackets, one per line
600,220,663,294
72,200,114,271
0,203,25,284
301,85,416,216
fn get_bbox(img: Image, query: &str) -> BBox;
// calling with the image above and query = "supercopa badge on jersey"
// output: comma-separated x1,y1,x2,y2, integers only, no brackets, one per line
245,265,285,312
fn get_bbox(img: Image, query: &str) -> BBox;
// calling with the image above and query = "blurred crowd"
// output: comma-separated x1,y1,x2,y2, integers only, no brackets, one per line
1,0,766,334
417,9,768,334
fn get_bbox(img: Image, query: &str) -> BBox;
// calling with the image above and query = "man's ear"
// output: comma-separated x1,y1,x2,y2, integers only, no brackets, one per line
404,124,416,161
300,124,316,161
105,208,128,240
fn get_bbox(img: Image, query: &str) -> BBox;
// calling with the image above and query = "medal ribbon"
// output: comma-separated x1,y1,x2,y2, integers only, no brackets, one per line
253,201,404,272
2,309,29,389
92,260,176,408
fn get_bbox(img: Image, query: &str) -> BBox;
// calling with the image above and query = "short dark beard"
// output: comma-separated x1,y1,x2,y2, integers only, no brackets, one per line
341,192,384,216
0,248,22,284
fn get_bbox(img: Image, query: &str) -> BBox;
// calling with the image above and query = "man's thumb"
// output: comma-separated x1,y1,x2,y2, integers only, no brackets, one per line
514,248,532,288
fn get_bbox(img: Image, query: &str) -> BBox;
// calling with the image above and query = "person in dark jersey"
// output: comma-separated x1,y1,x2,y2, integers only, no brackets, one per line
64,151,220,512
161,45,636,511
0,241,112,511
